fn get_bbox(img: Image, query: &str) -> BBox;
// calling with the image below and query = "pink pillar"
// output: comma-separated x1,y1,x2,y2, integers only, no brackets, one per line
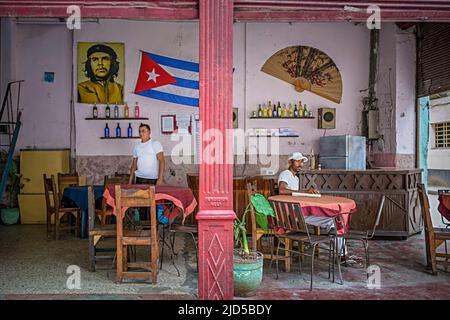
197,0,235,300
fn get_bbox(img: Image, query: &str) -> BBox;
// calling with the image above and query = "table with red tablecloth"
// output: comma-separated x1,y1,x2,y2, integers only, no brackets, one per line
267,194,357,235
103,184,197,223
438,193,450,223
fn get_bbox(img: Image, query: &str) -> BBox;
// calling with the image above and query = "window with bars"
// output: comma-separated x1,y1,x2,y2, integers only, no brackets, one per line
434,122,450,148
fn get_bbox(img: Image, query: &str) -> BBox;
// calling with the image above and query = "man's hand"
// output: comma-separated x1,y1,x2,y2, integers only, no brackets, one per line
156,178,164,186
307,186,320,194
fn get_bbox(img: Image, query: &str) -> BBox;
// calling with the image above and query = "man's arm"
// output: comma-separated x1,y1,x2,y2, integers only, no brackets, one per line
129,158,137,184
156,152,165,185
278,181,293,195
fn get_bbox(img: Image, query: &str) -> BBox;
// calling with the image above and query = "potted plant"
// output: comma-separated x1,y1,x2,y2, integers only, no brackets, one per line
233,193,275,297
0,155,23,225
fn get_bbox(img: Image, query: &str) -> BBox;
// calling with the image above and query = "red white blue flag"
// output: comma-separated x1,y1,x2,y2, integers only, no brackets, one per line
134,50,199,107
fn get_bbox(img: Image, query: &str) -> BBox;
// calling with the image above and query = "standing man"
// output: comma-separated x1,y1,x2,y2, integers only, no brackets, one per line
129,124,165,186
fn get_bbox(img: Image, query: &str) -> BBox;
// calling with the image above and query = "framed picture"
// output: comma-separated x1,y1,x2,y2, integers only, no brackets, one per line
161,115,176,134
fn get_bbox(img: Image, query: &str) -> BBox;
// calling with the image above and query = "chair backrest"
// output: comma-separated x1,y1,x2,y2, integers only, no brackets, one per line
58,173,79,202
114,172,130,180
368,195,386,239
87,185,95,232
104,175,129,186
43,174,59,211
186,174,199,224
115,185,157,237
418,183,434,235
269,199,312,241
246,181,259,251
269,178,279,196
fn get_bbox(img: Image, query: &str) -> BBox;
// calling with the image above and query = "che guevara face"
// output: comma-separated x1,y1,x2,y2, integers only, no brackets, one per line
89,52,112,80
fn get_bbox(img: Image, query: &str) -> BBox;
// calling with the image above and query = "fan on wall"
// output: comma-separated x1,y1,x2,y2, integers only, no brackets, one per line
261,46,343,104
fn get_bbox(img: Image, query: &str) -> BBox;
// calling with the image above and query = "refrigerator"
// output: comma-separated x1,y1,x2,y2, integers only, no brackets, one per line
18,149,70,224
319,135,366,170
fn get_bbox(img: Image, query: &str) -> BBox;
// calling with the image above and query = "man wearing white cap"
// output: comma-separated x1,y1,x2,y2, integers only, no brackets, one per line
278,152,347,256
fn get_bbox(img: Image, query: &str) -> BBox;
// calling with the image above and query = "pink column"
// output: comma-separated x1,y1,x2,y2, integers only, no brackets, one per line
197,0,235,300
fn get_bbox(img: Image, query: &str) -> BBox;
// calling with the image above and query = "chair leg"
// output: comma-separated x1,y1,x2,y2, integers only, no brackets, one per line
275,240,281,280
75,212,80,238
89,234,95,272
335,237,343,285
310,243,316,291
190,233,199,274
363,239,370,268
160,225,165,270
55,214,60,240
123,245,128,272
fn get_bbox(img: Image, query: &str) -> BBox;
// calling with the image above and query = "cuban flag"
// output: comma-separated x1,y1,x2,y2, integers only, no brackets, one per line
134,50,199,107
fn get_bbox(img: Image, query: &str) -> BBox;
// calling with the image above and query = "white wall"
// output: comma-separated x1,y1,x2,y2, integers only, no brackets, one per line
245,22,369,155
429,96,450,170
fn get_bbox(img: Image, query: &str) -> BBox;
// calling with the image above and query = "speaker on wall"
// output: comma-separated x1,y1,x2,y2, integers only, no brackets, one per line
318,107,336,129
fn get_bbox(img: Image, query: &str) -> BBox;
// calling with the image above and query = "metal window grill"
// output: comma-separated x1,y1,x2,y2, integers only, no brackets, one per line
434,122,450,148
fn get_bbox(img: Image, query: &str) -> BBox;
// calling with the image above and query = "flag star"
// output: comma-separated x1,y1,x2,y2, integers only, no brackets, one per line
146,68,159,83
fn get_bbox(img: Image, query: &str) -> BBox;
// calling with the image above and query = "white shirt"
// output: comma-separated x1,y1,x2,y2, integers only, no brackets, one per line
278,169,299,191
133,139,163,179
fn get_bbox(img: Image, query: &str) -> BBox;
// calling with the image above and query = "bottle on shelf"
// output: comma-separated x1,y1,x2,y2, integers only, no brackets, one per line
303,103,308,117
282,104,287,118
114,104,119,118
263,103,268,118
134,102,140,118
294,104,299,118
289,103,294,117
127,123,133,137
309,149,316,169
298,101,303,118
267,101,272,118
272,103,277,118
116,123,121,137
124,102,129,118
277,101,282,118
92,103,98,119
105,104,111,118
258,104,263,118
104,123,110,138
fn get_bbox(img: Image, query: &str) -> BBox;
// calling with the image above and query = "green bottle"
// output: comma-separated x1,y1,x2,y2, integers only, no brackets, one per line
258,104,263,118
294,104,299,118
303,103,308,117
277,102,282,118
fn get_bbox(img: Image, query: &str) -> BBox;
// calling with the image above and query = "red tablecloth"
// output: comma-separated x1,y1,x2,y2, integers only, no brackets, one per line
103,184,197,223
438,194,450,222
267,194,357,235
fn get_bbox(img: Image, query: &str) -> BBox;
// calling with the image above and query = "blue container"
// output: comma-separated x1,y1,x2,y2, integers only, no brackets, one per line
1,208,20,225
233,250,263,297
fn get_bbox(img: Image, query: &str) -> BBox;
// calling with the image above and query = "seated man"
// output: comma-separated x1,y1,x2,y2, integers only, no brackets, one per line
278,152,346,256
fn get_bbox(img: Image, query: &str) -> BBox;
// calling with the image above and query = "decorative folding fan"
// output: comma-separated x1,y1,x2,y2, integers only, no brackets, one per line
261,46,343,104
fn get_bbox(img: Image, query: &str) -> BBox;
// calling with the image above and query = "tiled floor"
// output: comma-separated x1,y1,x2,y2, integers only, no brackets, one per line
0,224,449,300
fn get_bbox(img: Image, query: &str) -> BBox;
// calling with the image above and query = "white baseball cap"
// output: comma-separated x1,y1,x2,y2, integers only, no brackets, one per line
288,152,308,162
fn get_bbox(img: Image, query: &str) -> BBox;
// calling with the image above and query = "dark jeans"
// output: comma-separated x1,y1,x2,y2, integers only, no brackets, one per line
135,176,157,221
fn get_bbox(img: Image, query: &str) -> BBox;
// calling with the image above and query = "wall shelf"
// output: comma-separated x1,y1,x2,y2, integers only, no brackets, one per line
100,137,140,139
85,117,149,120
250,117,315,119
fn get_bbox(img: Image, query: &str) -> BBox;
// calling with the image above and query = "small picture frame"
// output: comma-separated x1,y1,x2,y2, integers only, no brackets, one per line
161,115,176,134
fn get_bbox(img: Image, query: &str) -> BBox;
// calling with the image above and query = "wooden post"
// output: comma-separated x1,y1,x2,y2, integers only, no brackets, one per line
197,0,235,300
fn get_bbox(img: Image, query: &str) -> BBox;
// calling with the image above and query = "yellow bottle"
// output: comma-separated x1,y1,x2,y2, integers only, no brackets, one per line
289,103,294,117
298,101,303,118
262,103,268,117
267,101,273,118
282,104,288,118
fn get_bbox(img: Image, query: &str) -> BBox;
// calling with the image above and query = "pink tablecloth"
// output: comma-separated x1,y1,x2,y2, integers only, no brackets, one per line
268,194,357,235
103,184,197,223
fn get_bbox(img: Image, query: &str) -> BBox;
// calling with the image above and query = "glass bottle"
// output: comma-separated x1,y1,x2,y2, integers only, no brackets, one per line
114,104,119,118
134,102,140,118
282,104,287,118
124,102,129,118
258,104,263,118
303,103,308,117
298,101,303,118
92,103,98,119
289,103,294,117
277,102,281,118
267,101,273,118
104,123,110,137
272,103,277,118
116,123,121,137
294,104,299,118
263,103,268,118
309,149,316,170
127,123,133,137
105,104,111,118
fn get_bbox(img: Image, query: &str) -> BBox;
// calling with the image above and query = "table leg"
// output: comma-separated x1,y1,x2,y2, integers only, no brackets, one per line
81,209,87,239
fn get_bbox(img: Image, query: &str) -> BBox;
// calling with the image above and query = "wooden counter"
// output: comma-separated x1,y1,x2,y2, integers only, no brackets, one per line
187,169,422,238
298,169,423,238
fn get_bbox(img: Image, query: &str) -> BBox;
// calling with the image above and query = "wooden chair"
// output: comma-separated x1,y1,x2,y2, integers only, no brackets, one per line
269,198,342,290
417,183,450,274
114,172,130,181
115,185,159,284
44,174,81,240
57,172,79,204
95,175,129,225
87,185,116,272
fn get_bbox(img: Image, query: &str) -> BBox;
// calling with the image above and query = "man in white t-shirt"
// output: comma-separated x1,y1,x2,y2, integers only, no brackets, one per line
278,152,347,256
129,123,165,185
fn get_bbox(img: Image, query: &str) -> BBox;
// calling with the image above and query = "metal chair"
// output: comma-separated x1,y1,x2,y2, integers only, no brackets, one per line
417,184,450,274
269,198,342,290
343,195,385,267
